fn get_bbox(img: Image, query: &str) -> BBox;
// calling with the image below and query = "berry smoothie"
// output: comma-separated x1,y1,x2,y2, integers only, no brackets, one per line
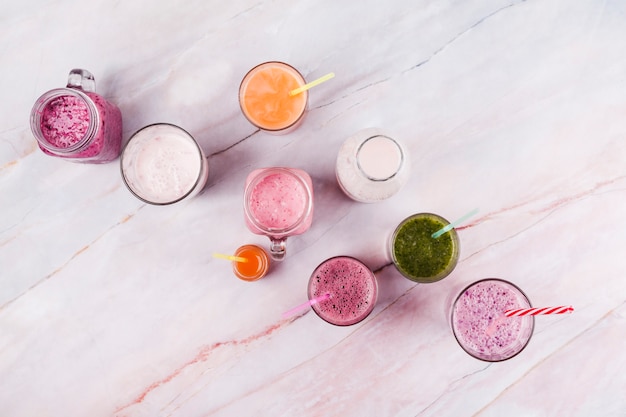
32,89,122,162
244,167,313,261
40,95,89,147
451,279,534,362
245,168,313,235
308,256,378,326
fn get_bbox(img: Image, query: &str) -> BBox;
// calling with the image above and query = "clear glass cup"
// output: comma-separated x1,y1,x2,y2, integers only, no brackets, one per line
390,213,460,283
30,69,123,163
232,244,270,282
120,123,209,205
336,128,410,203
243,167,313,261
450,278,535,362
238,61,308,135
307,256,378,326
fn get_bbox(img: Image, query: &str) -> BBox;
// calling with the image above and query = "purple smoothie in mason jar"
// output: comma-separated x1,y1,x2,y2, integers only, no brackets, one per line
30,69,123,163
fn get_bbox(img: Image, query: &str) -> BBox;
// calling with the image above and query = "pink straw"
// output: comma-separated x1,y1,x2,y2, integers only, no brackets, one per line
504,306,574,317
282,293,331,319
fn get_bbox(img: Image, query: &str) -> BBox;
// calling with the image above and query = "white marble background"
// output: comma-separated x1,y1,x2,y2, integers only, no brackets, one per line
1,0,625,416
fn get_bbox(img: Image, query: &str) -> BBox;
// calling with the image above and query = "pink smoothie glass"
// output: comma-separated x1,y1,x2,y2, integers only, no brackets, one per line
450,278,535,362
244,167,313,261
30,69,122,163
307,256,378,326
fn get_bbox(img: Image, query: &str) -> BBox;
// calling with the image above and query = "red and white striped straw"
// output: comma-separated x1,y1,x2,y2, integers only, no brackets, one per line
505,306,574,317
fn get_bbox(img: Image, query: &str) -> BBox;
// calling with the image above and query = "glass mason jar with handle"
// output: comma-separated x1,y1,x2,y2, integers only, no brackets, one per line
243,167,314,261
30,69,123,163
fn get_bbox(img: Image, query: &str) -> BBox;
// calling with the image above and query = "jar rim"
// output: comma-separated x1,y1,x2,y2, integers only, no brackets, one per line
30,88,100,154
243,167,313,236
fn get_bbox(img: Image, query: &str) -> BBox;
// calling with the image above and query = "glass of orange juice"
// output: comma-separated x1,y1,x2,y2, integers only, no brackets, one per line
232,244,270,281
238,62,308,135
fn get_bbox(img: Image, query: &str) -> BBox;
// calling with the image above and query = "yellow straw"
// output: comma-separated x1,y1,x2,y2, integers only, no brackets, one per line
212,253,249,263
289,72,335,96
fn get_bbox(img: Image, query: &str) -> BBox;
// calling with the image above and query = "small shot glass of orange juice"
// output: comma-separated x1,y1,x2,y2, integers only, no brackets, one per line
232,244,270,281
238,62,308,135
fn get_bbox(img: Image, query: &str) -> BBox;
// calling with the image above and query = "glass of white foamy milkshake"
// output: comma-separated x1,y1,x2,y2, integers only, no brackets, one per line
121,123,209,205
335,128,410,203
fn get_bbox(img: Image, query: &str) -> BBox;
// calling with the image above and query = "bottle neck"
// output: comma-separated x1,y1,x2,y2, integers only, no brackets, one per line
356,135,404,181
30,87,100,155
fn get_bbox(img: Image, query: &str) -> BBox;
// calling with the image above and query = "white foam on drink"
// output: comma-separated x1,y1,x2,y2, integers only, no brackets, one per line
122,124,206,204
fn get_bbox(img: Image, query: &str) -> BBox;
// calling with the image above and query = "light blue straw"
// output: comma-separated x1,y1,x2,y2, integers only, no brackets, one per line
431,208,479,239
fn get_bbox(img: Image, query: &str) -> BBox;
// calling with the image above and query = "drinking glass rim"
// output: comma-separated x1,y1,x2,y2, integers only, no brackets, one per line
232,244,270,281
390,212,460,283
450,278,535,362
307,255,378,326
120,122,207,206
238,61,308,132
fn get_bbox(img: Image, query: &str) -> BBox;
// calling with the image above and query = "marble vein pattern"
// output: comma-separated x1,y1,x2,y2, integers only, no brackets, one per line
1,0,625,416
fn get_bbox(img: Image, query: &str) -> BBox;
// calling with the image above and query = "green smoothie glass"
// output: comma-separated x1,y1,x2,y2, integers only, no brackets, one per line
390,213,460,283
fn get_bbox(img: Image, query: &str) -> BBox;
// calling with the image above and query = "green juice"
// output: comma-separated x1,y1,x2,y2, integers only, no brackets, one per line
391,213,459,283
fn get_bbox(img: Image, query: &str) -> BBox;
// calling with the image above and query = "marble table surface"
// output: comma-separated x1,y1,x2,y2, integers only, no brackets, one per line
1,0,625,416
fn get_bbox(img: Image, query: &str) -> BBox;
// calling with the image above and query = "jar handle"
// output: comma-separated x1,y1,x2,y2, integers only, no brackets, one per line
66,69,96,92
269,237,287,261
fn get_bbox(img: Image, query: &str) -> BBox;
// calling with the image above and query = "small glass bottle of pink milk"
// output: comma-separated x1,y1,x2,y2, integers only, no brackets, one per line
30,69,123,163
335,128,410,203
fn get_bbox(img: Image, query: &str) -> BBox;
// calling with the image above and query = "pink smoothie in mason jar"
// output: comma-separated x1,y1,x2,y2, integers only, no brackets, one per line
308,256,378,326
451,278,534,362
30,69,123,163
244,167,313,261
